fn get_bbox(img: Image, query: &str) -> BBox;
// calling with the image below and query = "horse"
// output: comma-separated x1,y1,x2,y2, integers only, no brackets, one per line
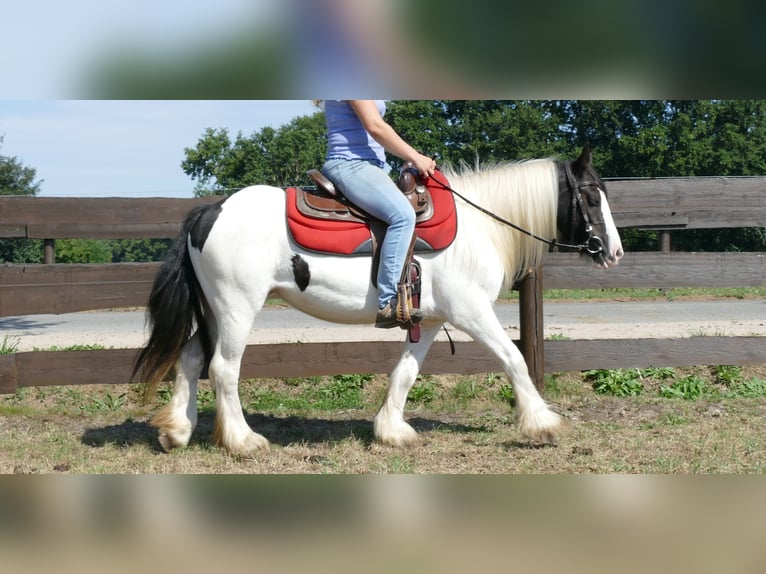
132,145,623,456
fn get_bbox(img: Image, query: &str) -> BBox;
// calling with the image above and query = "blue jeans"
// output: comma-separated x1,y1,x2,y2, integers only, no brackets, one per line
322,158,416,309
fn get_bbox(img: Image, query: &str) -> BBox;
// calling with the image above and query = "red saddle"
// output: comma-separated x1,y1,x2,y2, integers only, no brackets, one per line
286,169,457,255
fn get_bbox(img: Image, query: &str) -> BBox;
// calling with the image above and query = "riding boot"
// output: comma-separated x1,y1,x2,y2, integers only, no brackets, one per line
375,299,423,329
376,233,422,330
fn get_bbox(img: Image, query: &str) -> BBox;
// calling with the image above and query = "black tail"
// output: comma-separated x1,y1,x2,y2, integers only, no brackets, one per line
131,203,217,395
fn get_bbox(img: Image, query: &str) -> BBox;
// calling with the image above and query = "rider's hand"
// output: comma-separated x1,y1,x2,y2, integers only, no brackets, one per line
411,153,437,179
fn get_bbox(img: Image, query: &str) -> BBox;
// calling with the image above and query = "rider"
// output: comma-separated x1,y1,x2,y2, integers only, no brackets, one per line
319,100,436,328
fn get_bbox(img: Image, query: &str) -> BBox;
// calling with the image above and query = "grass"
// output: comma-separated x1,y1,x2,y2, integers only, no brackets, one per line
498,286,766,302
584,365,766,401
0,336,20,355
33,344,107,352
1,363,765,474
586,369,646,397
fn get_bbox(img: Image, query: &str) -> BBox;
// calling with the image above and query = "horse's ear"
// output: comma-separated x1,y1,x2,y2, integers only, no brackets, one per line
573,143,592,172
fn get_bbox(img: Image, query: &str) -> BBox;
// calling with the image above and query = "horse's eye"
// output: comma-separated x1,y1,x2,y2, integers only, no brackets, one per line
585,189,600,206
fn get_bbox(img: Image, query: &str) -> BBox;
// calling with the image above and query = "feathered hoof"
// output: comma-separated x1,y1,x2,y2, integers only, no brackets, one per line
157,432,175,453
154,427,193,452
518,408,568,446
373,416,419,447
151,409,194,452
214,425,271,457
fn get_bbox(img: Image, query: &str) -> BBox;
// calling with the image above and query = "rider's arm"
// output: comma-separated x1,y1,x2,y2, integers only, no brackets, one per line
349,100,436,178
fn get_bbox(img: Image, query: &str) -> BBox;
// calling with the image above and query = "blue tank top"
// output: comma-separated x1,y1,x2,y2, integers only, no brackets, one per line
324,100,387,166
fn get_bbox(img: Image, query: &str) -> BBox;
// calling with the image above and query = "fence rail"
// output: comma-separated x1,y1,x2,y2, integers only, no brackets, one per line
2,336,763,396
0,176,764,394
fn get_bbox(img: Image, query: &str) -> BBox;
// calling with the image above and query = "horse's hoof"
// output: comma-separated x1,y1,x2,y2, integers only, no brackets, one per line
518,408,567,446
533,431,558,447
374,419,419,447
218,432,271,457
158,433,174,453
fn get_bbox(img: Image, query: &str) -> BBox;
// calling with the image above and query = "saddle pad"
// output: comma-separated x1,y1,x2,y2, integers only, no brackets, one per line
286,170,457,255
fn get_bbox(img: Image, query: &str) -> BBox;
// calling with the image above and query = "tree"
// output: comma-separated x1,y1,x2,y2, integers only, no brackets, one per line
386,101,568,171
182,113,327,196
0,136,42,196
0,137,43,262
108,239,172,262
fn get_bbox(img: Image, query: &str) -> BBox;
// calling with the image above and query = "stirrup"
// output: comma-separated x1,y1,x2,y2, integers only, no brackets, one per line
395,285,423,330
375,299,422,330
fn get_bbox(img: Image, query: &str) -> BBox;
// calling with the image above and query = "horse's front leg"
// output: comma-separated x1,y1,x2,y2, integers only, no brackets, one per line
453,304,564,445
374,325,440,446
150,331,205,451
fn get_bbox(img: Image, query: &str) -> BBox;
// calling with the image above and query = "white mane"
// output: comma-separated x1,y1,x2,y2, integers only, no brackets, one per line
442,159,559,287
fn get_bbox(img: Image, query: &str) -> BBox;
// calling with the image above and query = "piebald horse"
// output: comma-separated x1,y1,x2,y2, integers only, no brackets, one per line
133,145,623,456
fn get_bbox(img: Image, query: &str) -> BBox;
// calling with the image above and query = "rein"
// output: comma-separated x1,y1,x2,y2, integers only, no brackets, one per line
425,163,603,255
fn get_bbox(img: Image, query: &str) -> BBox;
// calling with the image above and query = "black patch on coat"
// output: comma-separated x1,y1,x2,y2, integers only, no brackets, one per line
291,254,311,291
188,197,227,252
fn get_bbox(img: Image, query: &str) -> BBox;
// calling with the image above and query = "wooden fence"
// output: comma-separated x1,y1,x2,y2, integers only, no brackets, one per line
0,176,764,394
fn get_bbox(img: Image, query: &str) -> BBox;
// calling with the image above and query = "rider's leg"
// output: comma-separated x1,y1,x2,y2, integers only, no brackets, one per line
322,158,417,310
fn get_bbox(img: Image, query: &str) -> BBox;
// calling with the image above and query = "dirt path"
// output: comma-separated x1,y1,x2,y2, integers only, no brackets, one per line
1,298,764,351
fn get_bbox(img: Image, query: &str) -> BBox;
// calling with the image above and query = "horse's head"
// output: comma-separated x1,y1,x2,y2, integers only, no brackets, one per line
557,145,624,268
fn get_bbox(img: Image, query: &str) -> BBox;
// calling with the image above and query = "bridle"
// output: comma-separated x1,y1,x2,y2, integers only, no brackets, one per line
562,162,606,257
425,162,606,257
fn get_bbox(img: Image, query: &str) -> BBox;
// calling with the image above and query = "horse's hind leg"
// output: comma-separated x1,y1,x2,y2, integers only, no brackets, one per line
209,312,270,456
374,325,440,446
151,331,206,452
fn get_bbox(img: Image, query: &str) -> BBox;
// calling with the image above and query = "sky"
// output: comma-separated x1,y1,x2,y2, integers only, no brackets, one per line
1,0,281,98
0,1,313,198
1,100,316,197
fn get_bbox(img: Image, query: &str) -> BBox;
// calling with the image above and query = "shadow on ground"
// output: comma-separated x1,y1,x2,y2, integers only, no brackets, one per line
81,412,486,452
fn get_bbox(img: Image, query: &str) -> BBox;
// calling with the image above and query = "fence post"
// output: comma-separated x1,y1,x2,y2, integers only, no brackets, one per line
659,231,671,253
43,239,56,264
519,267,545,392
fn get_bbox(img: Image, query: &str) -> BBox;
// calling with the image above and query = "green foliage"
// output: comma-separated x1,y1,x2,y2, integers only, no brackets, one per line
0,140,46,263
0,239,44,263
318,373,370,407
724,378,766,398
109,238,172,262
0,237,172,264
713,365,743,387
182,112,327,195
659,375,709,400
0,137,41,196
87,392,127,412
54,239,112,264
0,336,20,355
451,378,481,402
249,374,373,413
586,369,644,397
37,344,106,352
640,367,677,380
196,389,216,411
546,333,570,340
498,384,515,403
408,378,436,404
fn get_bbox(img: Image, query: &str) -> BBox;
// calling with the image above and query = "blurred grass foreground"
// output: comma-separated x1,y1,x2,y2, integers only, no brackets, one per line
1,475,765,573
